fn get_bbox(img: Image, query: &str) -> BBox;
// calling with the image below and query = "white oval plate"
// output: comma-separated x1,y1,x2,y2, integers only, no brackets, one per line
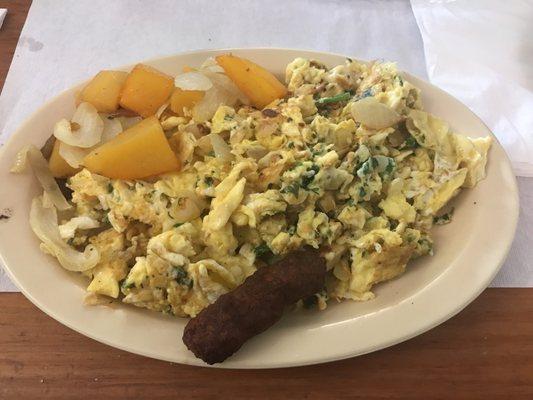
0,48,519,369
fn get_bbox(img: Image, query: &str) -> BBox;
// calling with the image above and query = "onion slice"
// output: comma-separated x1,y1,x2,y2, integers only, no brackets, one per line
25,145,71,210
59,117,122,168
30,196,99,272
118,116,142,130
208,133,232,160
53,102,103,148
101,117,123,142
200,57,225,73
351,97,401,129
155,102,169,119
59,216,100,239
10,145,31,173
174,71,213,91
58,142,91,168
192,86,229,122
203,70,249,104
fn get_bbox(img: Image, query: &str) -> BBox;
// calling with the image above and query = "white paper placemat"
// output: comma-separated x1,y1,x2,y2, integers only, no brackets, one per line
0,0,530,290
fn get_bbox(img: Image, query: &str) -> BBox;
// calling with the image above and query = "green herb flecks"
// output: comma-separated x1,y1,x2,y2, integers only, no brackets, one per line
281,181,301,197
356,156,395,179
395,75,404,87
404,135,419,149
204,176,214,187
417,237,434,256
381,158,396,180
172,266,193,288
254,243,271,258
303,294,318,309
301,164,320,189
107,183,113,193
434,208,455,225
121,280,135,290
315,91,352,106
254,243,280,265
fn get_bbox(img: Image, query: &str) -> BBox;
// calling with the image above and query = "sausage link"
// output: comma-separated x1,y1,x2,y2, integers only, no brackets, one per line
182,247,326,364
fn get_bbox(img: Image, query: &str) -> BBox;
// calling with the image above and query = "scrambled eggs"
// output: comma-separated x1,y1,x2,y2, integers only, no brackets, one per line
55,58,491,316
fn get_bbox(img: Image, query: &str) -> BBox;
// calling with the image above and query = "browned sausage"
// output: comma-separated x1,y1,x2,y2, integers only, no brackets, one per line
182,247,326,364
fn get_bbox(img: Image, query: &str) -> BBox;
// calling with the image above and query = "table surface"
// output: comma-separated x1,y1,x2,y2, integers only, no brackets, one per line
0,2,532,399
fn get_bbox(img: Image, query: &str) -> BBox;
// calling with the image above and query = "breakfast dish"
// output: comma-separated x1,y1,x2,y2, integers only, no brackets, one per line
12,53,491,363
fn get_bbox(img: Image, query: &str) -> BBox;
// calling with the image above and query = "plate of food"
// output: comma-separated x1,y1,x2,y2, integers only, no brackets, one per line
0,48,518,368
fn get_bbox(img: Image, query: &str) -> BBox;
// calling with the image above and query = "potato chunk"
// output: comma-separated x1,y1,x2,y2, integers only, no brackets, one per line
84,116,179,179
119,64,174,117
169,87,204,116
79,70,128,112
216,54,288,109
48,139,79,178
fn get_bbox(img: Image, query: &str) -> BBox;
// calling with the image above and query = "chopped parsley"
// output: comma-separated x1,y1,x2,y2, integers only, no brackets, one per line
358,159,373,176
173,222,183,228
396,75,404,86
204,176,214,186
404,135,419,148
107,183,113,193
434,208,455,225
381,158,396,179
301,164,320,189
358,187,367,198
418,238,434,255
172,266,193,288
121,280,135,290
356,156,395,179
282,164,320,197
254,243,271,258
254,243,280,265
224,115,233,121
281,181,300,197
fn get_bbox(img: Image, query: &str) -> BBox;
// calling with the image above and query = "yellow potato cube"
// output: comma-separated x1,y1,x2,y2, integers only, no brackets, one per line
216,54,288,109
119,64,174,117
79,70,128,113
170,88,204,116
84,116,180,179
48,139,80,178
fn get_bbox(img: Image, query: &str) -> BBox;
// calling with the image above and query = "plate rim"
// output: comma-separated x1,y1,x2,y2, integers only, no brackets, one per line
0,47,519,369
